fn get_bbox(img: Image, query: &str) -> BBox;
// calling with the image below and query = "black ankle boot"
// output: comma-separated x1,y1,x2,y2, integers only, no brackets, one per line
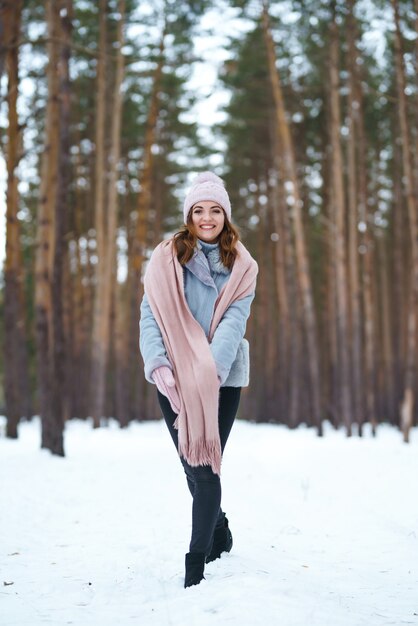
205,515,233,564
184,552,206,588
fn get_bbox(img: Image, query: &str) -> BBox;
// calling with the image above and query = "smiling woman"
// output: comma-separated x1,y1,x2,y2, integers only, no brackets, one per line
139,170,258,588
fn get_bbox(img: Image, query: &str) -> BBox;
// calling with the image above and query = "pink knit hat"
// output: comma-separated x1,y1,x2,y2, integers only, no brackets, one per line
183,171,231,223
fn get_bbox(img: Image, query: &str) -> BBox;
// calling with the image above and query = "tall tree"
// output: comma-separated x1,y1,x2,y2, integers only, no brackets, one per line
3,0,30,438
261,0,323,434
90,0,126,427
328,2,352,435
127,20,167,423
50,0,73,430
345,0,364,430
34,0,67,455
0,1,14,83
90,0,108,428
391,0,418,442
106,0,126,424
354,27,377,436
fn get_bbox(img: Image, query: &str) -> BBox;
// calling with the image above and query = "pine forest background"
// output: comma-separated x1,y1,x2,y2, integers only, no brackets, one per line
1,0,417,455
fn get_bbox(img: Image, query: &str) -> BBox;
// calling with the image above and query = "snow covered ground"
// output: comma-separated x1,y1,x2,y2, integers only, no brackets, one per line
1,415,417,626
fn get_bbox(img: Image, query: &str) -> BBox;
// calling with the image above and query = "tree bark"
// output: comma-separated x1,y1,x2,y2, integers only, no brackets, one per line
328,6,352,435
377,233,396,421
269,160,290,422
346,0,364,431
392,143,406,420
50,0,72,439
262,0,322,433
3,0,29,438
90,0,125,426
129,23,166,420
69,136,90,419
346,5,377,435
254,183,269,421
35,0,64,455
392,0,418,442
109,0,127,425
0,1,14,83
90,0,107,427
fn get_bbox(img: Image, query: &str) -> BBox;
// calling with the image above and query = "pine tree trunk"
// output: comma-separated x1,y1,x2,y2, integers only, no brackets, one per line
269,164,289,421
70,141,90,419
392,145,406,418
0,1,14,81
328,8,352,435
254,188,269,421
359,172,376,435
278,182,301,428
377,234,396,421
350,24,377,435
324,183,338,426
35,0,64,455
392,0,418,442
262,0,322,433
126,198,145,421
90,0,118,427
62,242,72,422
129,24,165,420
107,0,126,425
50,0,72,439
90,0,107,426
115,281,129,426
3,0,29,438
346,0,364,430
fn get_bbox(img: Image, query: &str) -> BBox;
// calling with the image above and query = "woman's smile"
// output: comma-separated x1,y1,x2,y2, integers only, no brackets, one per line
191,201,225,242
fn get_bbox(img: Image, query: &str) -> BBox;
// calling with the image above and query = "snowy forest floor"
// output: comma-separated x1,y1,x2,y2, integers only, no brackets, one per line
1,415,417,626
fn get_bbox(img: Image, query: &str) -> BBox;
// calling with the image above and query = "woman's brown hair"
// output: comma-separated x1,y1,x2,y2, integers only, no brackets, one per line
172,210,240,270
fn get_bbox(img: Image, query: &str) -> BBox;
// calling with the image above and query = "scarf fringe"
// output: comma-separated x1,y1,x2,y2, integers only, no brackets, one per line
178,437,222,477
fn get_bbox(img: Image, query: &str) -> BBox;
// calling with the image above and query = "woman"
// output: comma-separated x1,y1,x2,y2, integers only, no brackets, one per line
139,171,258,588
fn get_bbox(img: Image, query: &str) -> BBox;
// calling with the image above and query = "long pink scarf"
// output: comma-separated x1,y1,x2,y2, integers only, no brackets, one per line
144,238,258,475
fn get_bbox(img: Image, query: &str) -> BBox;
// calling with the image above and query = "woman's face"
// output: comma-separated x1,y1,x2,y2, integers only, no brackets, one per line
190,201,225,243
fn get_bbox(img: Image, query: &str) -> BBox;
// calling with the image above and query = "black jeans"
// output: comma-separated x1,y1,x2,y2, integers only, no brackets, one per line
157,386,241,555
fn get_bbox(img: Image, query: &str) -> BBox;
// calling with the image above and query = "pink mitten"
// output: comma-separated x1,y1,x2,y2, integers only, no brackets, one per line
152,366,181,414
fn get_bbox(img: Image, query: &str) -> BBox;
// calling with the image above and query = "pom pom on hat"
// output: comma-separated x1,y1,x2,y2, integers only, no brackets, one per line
192,171,225,186
183,170,231,223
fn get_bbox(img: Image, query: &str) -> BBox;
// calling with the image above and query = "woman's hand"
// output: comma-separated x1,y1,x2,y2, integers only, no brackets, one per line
152,366,181,414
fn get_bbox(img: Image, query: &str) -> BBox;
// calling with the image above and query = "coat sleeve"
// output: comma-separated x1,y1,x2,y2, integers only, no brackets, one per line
139,293,172,384
209,292,255,384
